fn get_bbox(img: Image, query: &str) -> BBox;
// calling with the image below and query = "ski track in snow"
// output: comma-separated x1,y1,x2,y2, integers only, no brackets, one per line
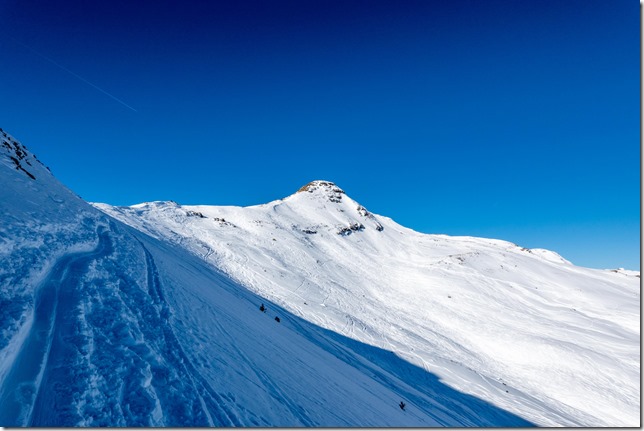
0,226,111,426
206,315,315,427
0,224,244,426
135,239,243,427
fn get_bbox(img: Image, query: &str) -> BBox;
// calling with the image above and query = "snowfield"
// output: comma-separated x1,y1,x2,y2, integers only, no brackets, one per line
0,131,640,426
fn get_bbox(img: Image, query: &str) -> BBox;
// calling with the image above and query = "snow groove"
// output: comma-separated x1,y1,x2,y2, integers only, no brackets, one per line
208,316,315,426
0,226,111,426
0,225,246,427
136,240,243,426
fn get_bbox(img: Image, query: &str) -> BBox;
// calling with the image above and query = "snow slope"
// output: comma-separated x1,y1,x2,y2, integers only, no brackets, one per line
95,181,641,427
0,129,638,426
0,134,540,427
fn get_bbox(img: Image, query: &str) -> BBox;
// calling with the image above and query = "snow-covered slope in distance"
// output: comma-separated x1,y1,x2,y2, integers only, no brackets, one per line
96,180,641,427
1,132,539,426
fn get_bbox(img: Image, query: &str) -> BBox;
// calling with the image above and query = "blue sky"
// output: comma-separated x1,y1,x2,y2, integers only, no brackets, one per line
1,0,639,270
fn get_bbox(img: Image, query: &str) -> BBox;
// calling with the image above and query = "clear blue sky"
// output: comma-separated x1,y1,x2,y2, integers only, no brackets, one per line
1,0,640,270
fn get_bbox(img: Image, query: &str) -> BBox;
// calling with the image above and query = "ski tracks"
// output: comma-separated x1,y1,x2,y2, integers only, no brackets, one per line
135,240,243,427
0,226,112,426
0,226,246,427
208,315,315,426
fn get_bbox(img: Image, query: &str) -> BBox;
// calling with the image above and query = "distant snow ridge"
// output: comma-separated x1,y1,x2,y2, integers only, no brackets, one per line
97,179,640,427
0,130,640,427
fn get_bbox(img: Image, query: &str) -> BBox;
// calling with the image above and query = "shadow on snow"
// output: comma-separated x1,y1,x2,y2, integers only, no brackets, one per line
0,222,536,427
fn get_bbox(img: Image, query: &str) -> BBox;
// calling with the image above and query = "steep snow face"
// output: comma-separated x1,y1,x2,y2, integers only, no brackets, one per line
97,180,640,427
0,130,103,385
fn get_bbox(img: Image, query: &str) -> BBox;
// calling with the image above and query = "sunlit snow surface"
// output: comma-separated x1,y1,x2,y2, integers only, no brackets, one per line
96,182,640,427
0,132,639,426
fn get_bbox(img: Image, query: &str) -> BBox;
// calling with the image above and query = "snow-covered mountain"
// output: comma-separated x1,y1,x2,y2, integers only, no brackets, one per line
0,131,640,427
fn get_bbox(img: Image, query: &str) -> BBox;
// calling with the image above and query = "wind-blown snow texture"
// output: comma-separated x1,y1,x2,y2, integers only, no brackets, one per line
0,131,639,427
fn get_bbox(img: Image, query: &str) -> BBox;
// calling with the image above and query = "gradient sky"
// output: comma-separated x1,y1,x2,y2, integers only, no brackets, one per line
1,0,640,270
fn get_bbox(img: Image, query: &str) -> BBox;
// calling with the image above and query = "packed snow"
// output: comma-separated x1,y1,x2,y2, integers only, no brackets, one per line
0,130,639,427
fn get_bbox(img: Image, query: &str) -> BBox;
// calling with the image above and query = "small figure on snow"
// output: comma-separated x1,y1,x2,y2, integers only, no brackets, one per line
399,401,406,411
275,316,281,323
259,304,266,312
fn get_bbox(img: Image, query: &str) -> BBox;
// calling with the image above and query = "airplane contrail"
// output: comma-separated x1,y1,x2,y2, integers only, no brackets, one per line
10,37,138,112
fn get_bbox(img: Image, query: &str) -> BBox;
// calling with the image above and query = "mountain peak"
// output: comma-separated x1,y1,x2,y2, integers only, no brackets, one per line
296,180,345,203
